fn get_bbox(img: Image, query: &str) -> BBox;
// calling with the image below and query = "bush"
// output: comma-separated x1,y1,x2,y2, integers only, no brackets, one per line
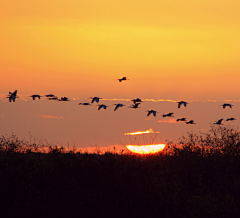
1,126,240,218
166,125,240,156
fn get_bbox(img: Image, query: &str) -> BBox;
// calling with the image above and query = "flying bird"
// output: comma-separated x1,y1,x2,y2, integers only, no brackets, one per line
113,103,125,111
177,101,188,108
29,94,42,100
129,103,141,109
59,97,70,101
6,90,18,102
162,112,174,117
146,110,158,117
117,77,129,82
213,118,223,125
226,117,237,121
90,97,102,103
48,97,58,100
185,120,196,124
176,117,187,122
98,104,108,110
45,94,55,97
221,103,233,109
78,103,91,106
131,98,143,104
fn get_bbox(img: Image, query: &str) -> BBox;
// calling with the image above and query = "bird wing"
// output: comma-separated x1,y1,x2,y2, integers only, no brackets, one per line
13,90,17,96
114,105,120,111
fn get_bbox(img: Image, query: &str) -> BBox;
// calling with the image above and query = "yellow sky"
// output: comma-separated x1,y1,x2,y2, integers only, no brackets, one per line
1,0,240,100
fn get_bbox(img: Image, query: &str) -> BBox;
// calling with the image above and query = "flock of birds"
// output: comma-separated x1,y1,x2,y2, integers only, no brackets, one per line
5,77,237,125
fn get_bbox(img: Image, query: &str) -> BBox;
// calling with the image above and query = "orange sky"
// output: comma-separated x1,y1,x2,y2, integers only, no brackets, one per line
1,0,240,100
1,1,240,148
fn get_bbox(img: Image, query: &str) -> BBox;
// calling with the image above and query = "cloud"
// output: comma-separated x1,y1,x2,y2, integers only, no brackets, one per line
72,98,83,100
224,100,240,102
20,98,28,101
41,115,64,119
124,128,160,135
158,119,177,123
102,98,130,101
143,99,177,103
102,98,178,103
98,98,214,103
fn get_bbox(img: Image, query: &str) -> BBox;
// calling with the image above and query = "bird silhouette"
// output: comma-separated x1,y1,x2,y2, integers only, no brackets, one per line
162,112,174,117
185,120,196,124
146,110,158,117
98,104,108,110
59,97,70,101
78,103,91,106
48,97,58,100
176,117,187,122
131,98,143,104
221,103,233,109
226,117,237,121
129,103,141,109
29,94,42,100
117,77,129,82
45,94,55,97
213,118,223,125
90,97,102,103
6,90,18,102
177,101,188,108
113,103,125,111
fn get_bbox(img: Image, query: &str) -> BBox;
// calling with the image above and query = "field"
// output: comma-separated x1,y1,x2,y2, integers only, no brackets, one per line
1,126,240,218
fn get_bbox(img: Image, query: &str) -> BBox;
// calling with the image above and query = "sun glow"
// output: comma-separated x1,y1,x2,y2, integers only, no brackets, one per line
126,144,166,154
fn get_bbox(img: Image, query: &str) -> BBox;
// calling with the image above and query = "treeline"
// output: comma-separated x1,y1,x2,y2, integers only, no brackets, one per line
1,126,240,218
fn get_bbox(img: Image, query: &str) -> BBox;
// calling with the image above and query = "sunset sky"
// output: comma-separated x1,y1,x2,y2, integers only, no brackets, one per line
1,1,240,150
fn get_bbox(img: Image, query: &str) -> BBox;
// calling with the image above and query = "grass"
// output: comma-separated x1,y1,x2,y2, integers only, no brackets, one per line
1,125,240,218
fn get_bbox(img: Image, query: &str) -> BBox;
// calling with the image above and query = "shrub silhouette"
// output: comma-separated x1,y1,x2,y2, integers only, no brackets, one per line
165,125,240,156
1,125,240,218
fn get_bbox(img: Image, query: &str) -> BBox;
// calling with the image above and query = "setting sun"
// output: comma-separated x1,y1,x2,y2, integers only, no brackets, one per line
126,144,166,154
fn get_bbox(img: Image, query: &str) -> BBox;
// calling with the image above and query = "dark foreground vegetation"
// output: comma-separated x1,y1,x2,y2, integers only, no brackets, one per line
1,126,240,218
